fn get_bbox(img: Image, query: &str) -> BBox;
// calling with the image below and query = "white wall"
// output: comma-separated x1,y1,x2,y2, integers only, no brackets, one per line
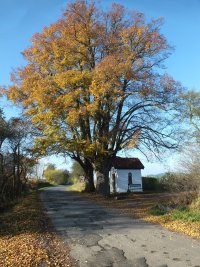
110,169,142,193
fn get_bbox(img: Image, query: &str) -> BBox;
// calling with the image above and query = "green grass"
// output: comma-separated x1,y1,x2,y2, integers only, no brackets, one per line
171,209,200,222
150,203,200,222
150,206,168,216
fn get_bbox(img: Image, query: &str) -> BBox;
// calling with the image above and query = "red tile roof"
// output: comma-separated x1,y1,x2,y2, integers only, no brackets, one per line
112,157,144,169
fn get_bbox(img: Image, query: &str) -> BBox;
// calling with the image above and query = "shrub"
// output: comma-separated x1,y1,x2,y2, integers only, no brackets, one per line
68,181,85,192
150,205,168,216
28,179,53,189
160,172,199,207
70,161,85,182
43,169,70,185
142,177,158,191
142,177,165,192
160,172,199,193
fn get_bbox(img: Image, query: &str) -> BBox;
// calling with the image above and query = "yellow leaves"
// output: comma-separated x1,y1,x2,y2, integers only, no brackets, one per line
122,26,144,42
0,192,75,266
146,214,200,239
5,85,19,103
89,55,122,98
54,70,92,89
4,0,174,161
67,110,79,126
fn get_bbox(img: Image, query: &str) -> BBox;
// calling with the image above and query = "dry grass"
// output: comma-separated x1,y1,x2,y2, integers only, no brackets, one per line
0,192,77,267
68,181,85,192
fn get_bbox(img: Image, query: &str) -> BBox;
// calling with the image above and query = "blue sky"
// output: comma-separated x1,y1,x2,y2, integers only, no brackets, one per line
0,0,200,174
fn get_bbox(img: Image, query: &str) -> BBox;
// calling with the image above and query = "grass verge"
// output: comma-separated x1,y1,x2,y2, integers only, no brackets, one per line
67,181,85,192
0,191,77,267
171,209,200,222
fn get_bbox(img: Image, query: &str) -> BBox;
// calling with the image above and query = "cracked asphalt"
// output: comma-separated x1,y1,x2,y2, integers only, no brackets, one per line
40,186,200,267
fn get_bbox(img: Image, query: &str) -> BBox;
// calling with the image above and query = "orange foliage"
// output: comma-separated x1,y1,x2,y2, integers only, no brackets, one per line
5,1,182,164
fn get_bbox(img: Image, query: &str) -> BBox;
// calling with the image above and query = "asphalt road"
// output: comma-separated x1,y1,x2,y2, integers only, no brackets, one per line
40,186,200,267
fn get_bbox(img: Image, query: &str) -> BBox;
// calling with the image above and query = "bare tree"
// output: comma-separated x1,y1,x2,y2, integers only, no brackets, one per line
0,112,37,209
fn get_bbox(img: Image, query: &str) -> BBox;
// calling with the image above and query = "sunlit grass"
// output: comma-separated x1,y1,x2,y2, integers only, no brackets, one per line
67,180,85,192
171,209,200,222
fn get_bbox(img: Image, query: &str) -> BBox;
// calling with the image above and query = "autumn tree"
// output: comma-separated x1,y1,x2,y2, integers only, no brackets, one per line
6,1,183,195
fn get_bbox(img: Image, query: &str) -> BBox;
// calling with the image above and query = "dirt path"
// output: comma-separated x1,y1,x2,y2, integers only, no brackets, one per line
40,186,200,267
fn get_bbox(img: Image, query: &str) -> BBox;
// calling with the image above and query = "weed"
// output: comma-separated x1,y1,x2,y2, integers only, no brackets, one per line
150,206,167,216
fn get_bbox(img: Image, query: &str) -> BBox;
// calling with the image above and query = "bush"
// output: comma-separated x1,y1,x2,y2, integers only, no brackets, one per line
68,181,85,192
43,169,70,185
160,172,199,192
28,179,53,190
159,172,199,206
142,177,158,191
150,205,168,216
142,177,165,192
70,161,85,181
69,176,79,184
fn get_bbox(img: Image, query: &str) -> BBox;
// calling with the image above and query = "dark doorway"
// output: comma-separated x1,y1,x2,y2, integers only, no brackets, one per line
128,172,132,185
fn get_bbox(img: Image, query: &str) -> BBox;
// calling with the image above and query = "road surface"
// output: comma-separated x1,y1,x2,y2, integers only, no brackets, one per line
40,186,200,267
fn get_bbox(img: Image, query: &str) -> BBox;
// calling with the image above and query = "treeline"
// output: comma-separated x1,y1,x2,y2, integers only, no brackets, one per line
0,110,36,210
43,164,70,185
43,161,84,185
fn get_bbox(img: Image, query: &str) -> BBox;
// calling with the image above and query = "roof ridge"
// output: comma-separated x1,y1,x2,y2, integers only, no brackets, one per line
112,157,144,169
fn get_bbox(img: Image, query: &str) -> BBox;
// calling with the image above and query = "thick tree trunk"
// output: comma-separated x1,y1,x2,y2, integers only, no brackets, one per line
95,159,111,196
84,159,95,192
75,157,95,192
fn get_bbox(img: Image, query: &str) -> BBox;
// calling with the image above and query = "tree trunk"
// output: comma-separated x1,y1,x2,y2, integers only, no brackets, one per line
83,159,95,192
95,159,111,196
74,157,95,192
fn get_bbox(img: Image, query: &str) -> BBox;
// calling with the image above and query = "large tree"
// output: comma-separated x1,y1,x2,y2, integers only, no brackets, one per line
6,1,183,195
